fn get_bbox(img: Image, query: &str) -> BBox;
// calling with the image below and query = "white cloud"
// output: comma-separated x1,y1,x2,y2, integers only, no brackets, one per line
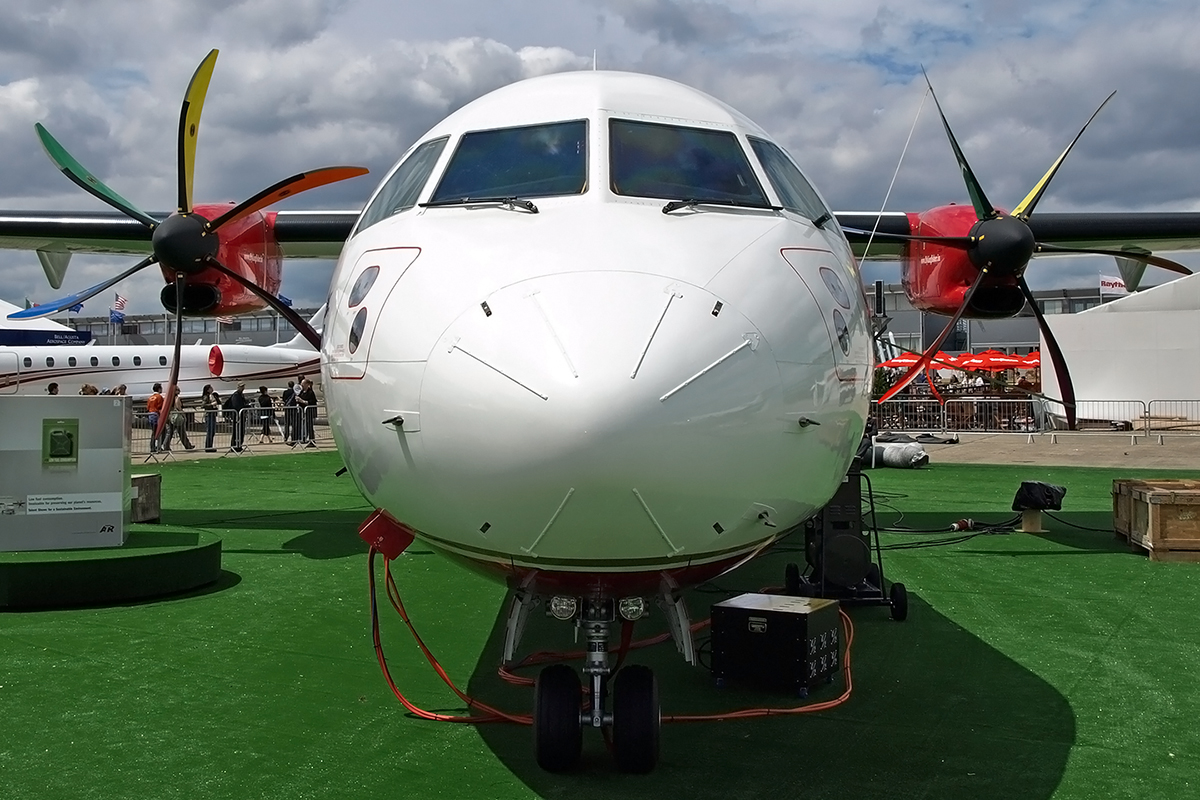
2,0,1199,308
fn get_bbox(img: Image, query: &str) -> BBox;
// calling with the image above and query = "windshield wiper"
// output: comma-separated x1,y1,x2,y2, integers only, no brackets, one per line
420,196,539,213
661,198,781,214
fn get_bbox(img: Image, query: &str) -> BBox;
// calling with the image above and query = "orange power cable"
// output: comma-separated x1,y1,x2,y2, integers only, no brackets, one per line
368,548,856,726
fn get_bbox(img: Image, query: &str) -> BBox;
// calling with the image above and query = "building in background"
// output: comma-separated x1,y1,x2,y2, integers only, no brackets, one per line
874,284,1114,358
57,309,320,348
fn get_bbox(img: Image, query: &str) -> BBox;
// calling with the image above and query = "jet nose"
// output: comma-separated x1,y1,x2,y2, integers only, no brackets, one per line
416,271,800,561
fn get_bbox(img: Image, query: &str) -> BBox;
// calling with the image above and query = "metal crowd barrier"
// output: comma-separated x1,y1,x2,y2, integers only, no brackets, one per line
943,398,1039,432
1038,400,1149,433
1146,401,1200,436
871,399,945,432
873,396,1157,437
131,403,331,458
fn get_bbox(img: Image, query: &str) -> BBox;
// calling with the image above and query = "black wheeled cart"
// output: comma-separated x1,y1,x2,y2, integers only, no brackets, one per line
783,458,908,621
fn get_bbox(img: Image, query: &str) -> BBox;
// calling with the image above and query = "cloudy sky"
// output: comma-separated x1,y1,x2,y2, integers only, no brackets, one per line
2,0,1199,317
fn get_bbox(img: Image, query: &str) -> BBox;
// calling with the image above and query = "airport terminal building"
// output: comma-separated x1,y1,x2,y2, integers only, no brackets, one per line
874,284,1118,356
60,308,322,348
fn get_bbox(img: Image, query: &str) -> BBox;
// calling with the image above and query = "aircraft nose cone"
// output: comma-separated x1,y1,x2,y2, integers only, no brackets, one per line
417,271,794,561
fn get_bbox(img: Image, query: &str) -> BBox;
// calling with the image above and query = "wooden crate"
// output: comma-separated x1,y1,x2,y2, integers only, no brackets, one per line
131,473,162,524
1113,479,1200,562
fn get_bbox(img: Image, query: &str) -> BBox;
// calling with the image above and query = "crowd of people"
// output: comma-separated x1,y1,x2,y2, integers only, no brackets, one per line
45,382,127,396
128,375,321,455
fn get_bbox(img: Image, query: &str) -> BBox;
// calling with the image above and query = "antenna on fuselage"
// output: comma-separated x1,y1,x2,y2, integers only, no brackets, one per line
592,49,597,70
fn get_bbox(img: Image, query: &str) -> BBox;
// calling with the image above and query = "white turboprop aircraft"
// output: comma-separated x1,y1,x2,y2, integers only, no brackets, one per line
0,299,321,399
325,70,873,772
10,51,1200,774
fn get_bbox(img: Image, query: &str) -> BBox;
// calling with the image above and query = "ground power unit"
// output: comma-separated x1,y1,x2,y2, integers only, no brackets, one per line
710,593,841,696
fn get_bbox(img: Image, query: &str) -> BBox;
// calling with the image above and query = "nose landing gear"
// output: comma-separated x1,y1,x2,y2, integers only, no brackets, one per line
531,598,662,773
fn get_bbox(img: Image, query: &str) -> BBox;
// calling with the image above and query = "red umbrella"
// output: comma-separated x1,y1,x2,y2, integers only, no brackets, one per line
1021,351,1041,367
879,351,957,369
956,350,1023,371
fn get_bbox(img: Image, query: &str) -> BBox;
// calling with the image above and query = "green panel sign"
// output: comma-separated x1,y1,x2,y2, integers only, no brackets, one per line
42,417,80,466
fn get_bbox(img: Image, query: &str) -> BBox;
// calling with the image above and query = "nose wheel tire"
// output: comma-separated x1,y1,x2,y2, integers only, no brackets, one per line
534,664,583,772
612,665,660,773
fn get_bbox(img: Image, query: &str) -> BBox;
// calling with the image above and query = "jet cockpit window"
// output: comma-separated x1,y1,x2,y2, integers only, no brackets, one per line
748,137,831,224
430,120,588,202
355,136,450,235
609,119,769,207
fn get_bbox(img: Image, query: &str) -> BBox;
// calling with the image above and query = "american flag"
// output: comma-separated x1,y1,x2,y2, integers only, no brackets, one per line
216,315,234,324
110,293,127,324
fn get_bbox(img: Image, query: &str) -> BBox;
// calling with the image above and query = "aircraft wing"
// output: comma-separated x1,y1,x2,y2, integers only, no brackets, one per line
9,207,1200,264
838,211,1200,260
0,209,358,260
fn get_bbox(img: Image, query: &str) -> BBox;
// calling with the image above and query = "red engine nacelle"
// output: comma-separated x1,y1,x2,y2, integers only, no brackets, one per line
156,205,283,318
902,204,1027,319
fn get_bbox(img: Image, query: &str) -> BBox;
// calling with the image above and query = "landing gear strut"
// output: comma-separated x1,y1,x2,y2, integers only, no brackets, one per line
529,597,662,773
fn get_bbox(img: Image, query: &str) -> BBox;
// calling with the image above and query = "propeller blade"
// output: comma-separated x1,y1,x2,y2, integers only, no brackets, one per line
154,274,187,444
922,69,996,220
178,49,220,215
878,267,989,403
1034,242,1192,275
1018,277,1076,430
34,123,159,229
6,256,158,320
203,256,322,349
206,166,370,232
1011,91,1116,220
842,227,974,249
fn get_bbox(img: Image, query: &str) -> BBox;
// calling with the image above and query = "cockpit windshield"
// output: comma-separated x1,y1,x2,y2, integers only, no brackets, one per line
430,120,588,203
609,119,769,207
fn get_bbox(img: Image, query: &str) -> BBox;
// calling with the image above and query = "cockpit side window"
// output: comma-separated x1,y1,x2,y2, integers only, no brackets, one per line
430,120,588,202
748,137,831,224
355,136,449,235
610,119,769,207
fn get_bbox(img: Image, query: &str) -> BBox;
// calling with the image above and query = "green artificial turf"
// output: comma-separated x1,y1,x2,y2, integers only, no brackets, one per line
2,454,1197,799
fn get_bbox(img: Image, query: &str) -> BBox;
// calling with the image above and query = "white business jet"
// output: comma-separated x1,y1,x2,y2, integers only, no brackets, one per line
0,298,321,398
325,70,871,772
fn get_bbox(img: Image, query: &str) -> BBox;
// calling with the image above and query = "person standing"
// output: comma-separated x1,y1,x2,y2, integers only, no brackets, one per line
226,383,248,451
47,382,59,395
164,391,196,451
281,380,297,444
201,384,221,452
147,383,166,453
296,379,318,447
255,386,275,444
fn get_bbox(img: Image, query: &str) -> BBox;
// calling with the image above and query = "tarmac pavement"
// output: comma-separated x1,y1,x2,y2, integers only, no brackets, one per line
138,426,1200,471
921,431,1200,470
